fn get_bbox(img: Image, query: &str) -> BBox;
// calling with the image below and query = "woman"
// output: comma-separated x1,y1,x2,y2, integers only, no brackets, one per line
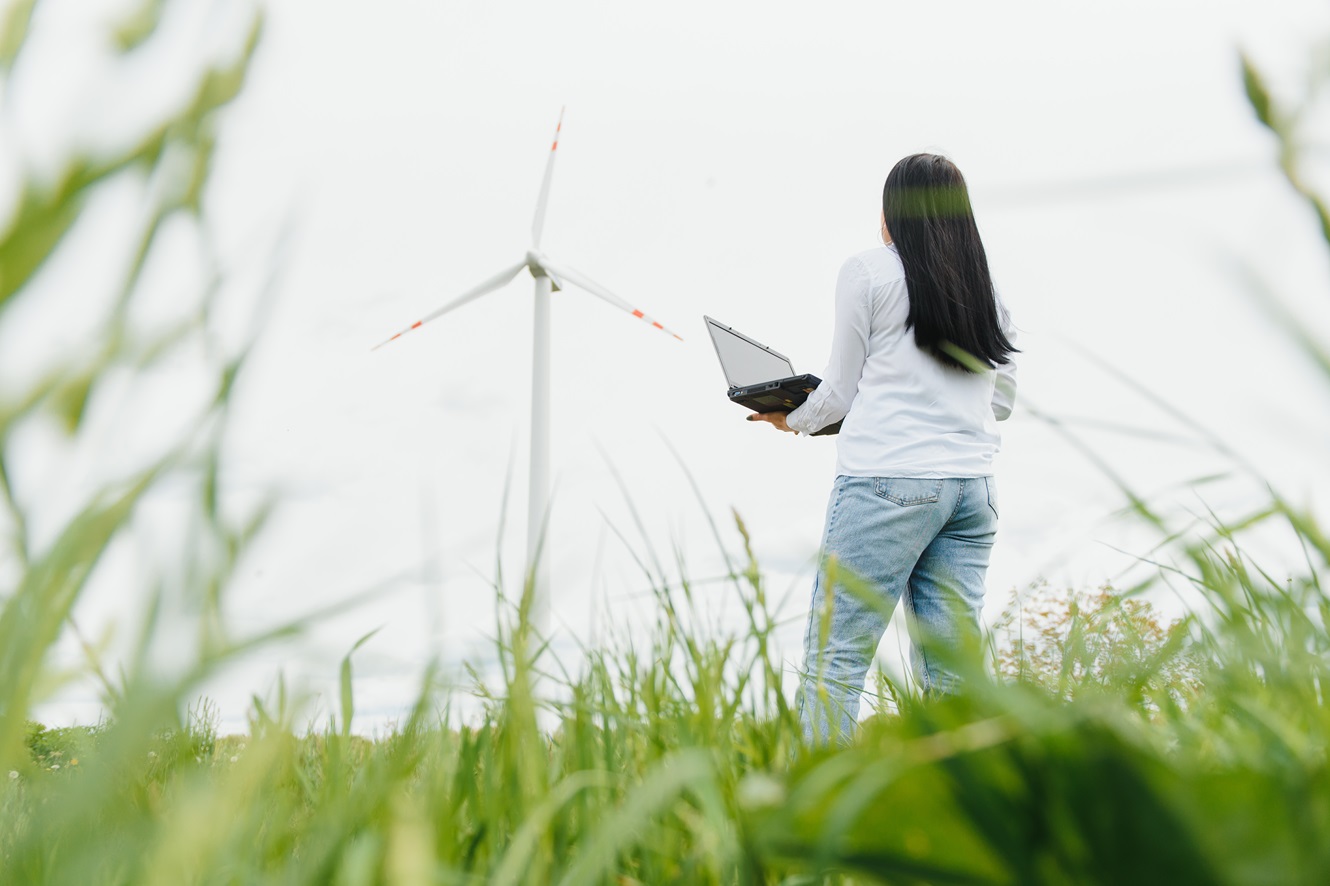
749,153,1018,746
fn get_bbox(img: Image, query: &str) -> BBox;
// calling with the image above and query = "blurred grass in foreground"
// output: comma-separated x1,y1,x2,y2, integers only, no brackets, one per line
2,3,1330,884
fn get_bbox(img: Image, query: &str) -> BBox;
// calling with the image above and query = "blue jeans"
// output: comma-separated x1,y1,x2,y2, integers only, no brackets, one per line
796,476,998,746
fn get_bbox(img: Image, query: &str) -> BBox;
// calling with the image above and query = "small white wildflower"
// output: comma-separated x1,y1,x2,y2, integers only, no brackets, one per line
7,770,17,780
735,773,785,810
229,755,238,763
49,764,60,771
148,751,157,758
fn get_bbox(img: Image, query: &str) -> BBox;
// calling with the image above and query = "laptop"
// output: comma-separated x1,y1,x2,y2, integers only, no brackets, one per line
704,315,842,436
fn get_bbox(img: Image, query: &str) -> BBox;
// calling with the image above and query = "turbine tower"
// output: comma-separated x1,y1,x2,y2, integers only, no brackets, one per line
373,110,681,623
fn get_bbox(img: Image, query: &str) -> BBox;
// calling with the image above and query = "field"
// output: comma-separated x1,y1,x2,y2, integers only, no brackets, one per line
5,519,1329,884
3,4,1330,884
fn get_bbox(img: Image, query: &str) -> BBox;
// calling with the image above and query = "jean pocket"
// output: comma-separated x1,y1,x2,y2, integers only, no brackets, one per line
873,478,942,506
985,476,999,519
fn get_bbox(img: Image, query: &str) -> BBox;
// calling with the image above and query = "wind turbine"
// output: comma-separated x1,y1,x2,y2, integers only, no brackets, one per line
372,110,682,622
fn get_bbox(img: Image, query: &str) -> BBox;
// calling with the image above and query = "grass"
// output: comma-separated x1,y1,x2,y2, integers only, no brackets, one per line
3,549,1326,884
2,2,1330,884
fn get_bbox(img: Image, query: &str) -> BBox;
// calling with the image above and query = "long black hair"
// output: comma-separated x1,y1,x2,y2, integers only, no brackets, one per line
883,153,1016,371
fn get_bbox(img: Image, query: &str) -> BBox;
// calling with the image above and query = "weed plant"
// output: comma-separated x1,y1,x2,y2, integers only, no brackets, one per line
1,3,1329,885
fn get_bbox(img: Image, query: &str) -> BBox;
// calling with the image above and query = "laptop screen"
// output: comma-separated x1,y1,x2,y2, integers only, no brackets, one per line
705,318,795,388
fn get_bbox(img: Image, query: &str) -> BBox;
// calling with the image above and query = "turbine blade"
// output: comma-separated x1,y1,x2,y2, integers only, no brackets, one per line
371,261,526,350
531,107,564,250
539,258,684,341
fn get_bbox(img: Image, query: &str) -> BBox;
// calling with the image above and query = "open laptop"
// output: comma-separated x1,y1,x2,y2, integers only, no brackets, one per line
704,315,841,436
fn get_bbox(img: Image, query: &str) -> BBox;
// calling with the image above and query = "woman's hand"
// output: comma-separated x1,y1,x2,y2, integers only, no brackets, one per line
747,412,796,433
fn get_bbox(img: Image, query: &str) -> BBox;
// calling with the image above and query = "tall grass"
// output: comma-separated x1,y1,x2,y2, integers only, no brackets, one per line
2,3,1330,884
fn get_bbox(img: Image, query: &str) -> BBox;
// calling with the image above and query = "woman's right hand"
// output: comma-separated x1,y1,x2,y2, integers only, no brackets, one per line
747,412,796,433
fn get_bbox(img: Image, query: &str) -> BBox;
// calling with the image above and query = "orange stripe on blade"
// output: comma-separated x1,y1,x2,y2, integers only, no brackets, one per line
632,310,644,318
410,321,422,329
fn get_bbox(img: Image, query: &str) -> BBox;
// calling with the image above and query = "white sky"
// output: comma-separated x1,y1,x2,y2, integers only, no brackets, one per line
7,0,1330,731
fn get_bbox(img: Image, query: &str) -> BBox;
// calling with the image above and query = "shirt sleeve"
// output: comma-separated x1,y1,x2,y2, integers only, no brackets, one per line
786,256,871,435
991,303,1018,421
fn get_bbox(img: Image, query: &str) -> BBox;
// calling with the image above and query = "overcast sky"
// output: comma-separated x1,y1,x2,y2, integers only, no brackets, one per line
9,0,1330,730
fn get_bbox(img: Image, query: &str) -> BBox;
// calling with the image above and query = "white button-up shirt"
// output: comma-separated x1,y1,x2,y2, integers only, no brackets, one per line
785,244,1017,478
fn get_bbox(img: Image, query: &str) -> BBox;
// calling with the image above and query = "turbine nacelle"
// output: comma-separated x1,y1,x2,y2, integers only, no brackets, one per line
525,250,562,292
